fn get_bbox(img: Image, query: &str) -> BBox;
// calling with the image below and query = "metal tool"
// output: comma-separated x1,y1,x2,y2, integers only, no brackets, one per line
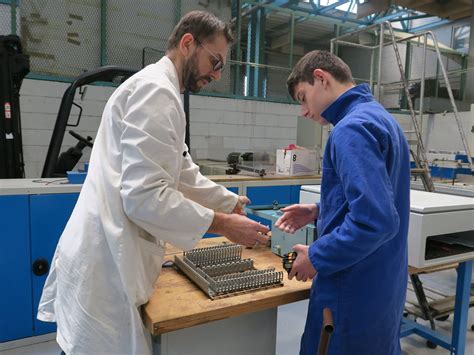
282,252,297,274
225,163,266,177
175,244,283,299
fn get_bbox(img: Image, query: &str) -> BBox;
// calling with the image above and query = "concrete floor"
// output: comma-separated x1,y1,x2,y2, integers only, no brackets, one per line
276,300,474,355
2,269,473,355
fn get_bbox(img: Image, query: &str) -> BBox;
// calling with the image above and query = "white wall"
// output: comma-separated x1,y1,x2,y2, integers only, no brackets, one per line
189,96,298,161
19,78,298,178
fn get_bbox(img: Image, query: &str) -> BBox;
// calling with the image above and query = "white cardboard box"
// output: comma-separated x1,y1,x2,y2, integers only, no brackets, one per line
276,149,318,176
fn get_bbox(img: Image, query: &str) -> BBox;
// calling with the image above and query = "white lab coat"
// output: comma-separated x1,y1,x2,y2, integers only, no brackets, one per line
37,56,238,355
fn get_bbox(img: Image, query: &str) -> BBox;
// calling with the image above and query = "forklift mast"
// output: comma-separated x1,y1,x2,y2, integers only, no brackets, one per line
0,35,29,178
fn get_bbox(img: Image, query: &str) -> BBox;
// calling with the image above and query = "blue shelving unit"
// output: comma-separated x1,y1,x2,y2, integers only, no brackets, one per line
0,192,79,342
30,193,79,335
0,195,33,342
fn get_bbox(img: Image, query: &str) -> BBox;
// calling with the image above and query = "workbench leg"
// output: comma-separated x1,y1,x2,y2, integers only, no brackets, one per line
451,261,472,355
410,274,437,331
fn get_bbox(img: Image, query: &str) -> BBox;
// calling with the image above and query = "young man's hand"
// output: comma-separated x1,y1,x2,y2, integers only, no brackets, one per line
275,203,319,234
232,196,251,215
288,244,317,282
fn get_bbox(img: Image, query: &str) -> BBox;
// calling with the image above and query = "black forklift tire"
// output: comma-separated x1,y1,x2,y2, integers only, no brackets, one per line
436,315,449,322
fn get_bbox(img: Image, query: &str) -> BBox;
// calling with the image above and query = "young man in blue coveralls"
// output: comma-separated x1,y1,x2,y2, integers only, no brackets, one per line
275,50,411,355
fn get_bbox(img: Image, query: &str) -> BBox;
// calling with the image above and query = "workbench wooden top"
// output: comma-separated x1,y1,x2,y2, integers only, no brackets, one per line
143,237,311,336
206,174,321,182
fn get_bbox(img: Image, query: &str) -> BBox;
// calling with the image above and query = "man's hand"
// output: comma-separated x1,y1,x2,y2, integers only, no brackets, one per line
208,212,269,248
275,203,319,234
288,244,317,282
232,196,251,215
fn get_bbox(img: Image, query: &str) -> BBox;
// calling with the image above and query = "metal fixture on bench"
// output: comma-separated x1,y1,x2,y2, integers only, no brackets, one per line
174,244,283,299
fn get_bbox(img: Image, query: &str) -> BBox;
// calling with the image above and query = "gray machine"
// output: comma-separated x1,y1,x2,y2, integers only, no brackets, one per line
407,190,474,268
300,185,474,268
246,204,317,257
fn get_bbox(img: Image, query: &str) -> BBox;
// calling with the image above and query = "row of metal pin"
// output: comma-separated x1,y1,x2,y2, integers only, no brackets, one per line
201,259,254,277
214,268,275,281
184,244,242,267
212,269,283,294
182,257,250,281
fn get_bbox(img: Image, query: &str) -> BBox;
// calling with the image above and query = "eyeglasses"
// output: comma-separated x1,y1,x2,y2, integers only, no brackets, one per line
195,39,225,72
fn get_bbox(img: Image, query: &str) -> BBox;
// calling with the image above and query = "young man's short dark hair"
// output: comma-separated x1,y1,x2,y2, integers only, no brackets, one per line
167,10,234,50
287,50,354,100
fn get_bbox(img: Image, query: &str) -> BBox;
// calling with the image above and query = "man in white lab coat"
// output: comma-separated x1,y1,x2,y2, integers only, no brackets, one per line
38,11,270,355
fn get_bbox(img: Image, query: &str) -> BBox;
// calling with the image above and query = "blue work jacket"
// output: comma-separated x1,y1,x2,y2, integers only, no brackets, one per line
300,84,410,355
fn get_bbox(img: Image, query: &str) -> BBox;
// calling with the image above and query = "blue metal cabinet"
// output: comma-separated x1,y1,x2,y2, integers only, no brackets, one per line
246,185,293,206
227,187,239,195
29,193,79,335
290,185,302,204
0,195,33,342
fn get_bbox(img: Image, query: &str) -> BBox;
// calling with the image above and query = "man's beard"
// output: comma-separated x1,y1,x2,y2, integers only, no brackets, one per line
183,54,212,93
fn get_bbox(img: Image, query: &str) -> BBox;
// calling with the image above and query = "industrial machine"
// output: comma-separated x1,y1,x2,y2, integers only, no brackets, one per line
0,35,29,178
299,185,474,268
299,184,321,205
246,202,317,256
408,190,474,268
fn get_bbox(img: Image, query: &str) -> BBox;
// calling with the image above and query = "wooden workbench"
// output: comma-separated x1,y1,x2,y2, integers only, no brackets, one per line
143,237,311,336
206,174,321,182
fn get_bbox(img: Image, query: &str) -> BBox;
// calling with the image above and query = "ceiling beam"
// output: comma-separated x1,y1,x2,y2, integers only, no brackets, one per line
241,1,361,27
409,18,451,32
318,0,350,14
357,0,391,19
288,4,366,24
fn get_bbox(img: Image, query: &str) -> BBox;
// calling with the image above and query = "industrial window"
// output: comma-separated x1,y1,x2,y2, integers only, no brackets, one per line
452,25,470,51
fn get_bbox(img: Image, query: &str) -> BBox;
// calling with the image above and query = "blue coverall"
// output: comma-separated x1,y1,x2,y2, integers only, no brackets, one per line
300,84,411,355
